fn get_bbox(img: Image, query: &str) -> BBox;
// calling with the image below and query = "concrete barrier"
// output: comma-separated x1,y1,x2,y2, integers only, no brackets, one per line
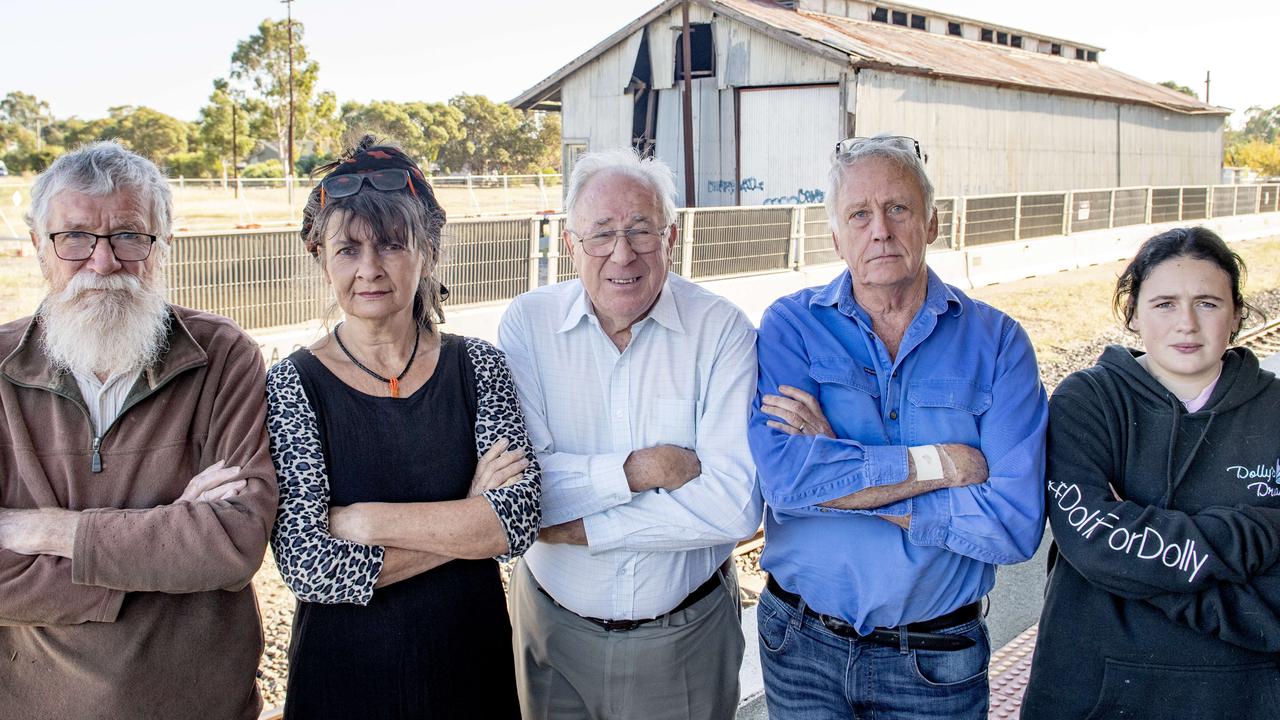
965,236,1078,288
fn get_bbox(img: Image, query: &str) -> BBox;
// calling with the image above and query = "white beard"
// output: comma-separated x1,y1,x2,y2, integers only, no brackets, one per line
38,270,171,377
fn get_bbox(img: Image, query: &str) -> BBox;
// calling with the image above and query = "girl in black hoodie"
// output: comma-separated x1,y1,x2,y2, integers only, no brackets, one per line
1023,227,1280,719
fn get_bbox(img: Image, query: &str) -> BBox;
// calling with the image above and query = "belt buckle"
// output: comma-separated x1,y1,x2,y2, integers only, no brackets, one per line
598,618,646,632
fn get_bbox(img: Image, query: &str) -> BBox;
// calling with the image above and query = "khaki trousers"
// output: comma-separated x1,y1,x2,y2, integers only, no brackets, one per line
510,558,745,720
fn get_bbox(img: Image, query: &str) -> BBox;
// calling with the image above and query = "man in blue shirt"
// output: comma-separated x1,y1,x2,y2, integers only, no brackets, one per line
748,134,1048,719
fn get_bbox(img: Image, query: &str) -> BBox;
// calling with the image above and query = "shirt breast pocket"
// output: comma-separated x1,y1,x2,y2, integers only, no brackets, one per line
907,378,992,446
644,397,700,449
808,357,883,441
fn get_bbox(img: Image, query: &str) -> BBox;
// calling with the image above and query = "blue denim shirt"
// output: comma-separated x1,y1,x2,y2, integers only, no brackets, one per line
748,269,1048,633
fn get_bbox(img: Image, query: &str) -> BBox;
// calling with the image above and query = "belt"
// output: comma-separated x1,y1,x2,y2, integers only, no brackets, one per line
766,576,978,651
538,571,722,632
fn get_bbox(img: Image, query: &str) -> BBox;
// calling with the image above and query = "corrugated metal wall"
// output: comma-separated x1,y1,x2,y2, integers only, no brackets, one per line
555,14,1222,208
853,69,1223,196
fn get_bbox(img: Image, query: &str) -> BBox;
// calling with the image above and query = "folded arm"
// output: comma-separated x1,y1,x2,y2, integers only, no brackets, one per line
1047,381,1280,598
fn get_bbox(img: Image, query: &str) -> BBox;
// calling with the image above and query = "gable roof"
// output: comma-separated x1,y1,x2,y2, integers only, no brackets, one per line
512,0,1226,116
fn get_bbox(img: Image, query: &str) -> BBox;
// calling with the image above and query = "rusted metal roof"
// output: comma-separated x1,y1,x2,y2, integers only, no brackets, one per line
512,0,1227,116
716,0,1225,115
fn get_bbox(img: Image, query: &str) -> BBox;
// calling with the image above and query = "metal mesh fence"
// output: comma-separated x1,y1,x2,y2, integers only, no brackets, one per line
688,207,791,279
1181,187,1209,219
1068,191,1113,233
161,182,1278,331
935,198,956,249
802,205,840,266
167,230,327,331
1236,186,1259,215
1212,186,1238,218
963,196,1017,247
1112,189,1149,227
1019,194,1066,239
438,218,532,306
1151,188,1181,223
1264,185,1280,213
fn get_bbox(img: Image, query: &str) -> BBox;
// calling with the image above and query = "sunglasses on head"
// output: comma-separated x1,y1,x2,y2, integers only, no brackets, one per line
319,169,417,207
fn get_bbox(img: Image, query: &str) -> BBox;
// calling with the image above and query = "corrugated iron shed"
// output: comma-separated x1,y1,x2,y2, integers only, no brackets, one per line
513,0,1227,117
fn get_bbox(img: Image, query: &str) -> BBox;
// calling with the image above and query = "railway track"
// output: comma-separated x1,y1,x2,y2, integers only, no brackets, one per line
1239,316,1280,357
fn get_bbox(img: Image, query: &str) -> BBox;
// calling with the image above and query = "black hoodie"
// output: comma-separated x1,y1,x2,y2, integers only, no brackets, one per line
1022,346,1280,719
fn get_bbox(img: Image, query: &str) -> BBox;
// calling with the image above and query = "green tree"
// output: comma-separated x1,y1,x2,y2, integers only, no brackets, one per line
230,18,321,176
196,78,256,177
1225,139,1280,176
1158,81,1198,99
104,106,195,166
339,100,464,167
437,95,560,174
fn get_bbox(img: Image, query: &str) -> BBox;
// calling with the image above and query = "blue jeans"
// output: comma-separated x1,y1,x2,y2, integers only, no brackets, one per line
757,585,990,720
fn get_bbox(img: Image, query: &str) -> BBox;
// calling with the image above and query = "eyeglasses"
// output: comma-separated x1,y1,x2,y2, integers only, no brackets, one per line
569,226,670,257
834,136,925,161
320,169,417,207
48,231,157,262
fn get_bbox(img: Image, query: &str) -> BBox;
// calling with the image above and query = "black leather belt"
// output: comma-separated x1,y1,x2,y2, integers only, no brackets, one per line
766,575,978,651
538,571,722,632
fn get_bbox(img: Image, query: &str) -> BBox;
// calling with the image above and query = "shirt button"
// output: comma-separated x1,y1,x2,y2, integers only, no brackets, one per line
889,410,898,420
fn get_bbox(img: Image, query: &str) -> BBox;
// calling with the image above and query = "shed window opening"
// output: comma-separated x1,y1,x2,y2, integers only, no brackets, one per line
981,28,994,42
891,10,907,26
947,21,961,36
996,31,1008,45
1011,35,1022,48
872,6,888,22
1076,48,1086,60
674,23,716,80
910,14,926,30
1051,43,1062,55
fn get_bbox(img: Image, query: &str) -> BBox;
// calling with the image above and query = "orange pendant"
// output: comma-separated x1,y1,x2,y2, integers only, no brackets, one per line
389,377,400,398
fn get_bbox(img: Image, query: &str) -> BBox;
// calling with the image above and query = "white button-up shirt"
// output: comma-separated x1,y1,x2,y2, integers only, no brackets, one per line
72,369,140,436
499,273,762,620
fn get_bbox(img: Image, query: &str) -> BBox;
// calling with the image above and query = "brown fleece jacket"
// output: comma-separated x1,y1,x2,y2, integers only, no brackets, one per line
0,305,278,719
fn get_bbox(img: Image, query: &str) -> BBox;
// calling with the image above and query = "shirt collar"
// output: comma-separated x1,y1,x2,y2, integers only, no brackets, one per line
555,274,686,336
810,267,963,322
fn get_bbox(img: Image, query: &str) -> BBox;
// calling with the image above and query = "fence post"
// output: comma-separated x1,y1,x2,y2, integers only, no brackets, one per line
793,206,807,270
1065,193,1075,235
528,217,541,292
1107,189,1117,228
1014,194,1023,242
956,198,968,251
547,216,561,283
680,209,695,279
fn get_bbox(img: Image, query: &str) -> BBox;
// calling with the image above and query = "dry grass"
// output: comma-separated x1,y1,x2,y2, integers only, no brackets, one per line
968,235,1280,368
0,250,44,323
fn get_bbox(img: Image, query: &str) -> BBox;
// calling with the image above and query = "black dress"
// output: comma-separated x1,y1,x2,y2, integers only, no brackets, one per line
266,334,531,719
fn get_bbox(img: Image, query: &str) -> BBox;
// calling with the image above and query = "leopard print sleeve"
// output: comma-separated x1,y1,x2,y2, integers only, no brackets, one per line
465,337,542,561
266,359,384,605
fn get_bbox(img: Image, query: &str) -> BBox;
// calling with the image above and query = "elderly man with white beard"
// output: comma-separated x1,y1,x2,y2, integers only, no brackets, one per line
0,142,278,719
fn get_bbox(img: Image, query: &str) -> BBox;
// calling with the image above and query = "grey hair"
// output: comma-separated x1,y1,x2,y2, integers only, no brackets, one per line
564,148,677,230
25,140,174,245
826,134,935,232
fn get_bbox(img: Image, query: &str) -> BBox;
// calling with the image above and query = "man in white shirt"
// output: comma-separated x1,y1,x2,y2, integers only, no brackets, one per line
500,148,761,720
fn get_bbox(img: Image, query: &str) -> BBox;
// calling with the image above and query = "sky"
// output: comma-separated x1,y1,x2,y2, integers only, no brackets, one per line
3,0,1277,128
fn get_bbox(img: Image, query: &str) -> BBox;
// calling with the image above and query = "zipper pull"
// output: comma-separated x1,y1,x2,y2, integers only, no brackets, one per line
91,436,103,473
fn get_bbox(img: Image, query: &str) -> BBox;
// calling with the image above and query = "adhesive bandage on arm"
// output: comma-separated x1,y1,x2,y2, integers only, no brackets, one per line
908,444,944,482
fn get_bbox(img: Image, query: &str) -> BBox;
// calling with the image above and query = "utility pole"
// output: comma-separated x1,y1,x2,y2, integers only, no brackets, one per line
1204,70,1211,105
680,0,696,208
282,0,296,208
232,101,240,199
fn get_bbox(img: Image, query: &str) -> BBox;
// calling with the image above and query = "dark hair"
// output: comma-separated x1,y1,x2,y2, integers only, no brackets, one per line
301,135,447,332
1113,226,1256,341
